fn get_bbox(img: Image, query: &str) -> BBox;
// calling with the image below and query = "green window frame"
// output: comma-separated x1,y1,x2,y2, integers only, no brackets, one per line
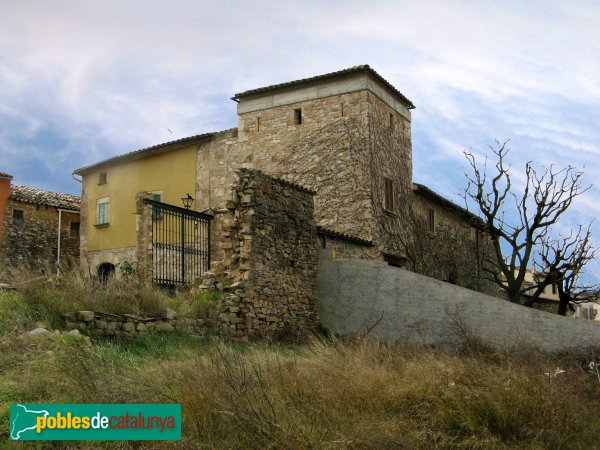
97,198,109,225
152,192,163,220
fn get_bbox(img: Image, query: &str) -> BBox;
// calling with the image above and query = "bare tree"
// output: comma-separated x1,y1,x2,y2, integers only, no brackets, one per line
463,140,596,309
537,225,598,315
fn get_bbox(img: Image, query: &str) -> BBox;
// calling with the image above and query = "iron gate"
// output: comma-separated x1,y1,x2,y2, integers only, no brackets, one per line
143,198,211,287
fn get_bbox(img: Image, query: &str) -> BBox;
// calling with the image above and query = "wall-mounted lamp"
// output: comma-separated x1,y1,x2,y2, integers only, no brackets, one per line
181,193,194,209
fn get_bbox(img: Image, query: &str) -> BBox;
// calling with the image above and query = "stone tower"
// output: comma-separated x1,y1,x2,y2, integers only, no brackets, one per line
232,65,415,259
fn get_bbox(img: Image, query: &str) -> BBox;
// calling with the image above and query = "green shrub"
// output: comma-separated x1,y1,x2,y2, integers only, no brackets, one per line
191,291,221,319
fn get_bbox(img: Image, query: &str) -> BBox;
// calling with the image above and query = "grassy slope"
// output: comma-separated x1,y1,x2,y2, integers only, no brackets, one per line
2,283,600,449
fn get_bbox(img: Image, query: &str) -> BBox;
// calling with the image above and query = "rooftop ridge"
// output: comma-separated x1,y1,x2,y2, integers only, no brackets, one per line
11,185,80,211
233,65,415,109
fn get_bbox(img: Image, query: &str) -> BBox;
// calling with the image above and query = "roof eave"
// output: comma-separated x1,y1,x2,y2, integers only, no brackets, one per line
413,183,484,227
232,65,415,110
73,133,215,176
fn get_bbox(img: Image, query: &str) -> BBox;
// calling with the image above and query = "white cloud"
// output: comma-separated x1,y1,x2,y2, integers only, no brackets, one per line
0,0,597,257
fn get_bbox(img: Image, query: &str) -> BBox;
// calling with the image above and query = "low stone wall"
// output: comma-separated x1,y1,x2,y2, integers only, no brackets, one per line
63,311,207,338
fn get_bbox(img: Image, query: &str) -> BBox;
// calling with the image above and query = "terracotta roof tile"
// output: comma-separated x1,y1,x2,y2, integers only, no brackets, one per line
10,185,80,211
233,65,415,109
317,227,375,246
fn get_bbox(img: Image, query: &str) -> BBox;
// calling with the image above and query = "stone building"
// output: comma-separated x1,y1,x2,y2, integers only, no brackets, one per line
73,65,489,292
0,172,80,274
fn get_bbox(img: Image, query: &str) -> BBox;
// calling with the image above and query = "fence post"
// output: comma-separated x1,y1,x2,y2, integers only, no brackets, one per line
136,192,153,286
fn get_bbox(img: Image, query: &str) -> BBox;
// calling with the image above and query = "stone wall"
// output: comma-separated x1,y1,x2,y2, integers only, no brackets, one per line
83,247,138,278
136,192,153,285
410,192,495,292
1,199,80,271
214,169,319,339
79,175,91,276
238,90,378,241
64,311,207,337
196,87,412,255
318,252,600,353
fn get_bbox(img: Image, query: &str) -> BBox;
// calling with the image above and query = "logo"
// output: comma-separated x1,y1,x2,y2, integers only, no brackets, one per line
9,404,181,440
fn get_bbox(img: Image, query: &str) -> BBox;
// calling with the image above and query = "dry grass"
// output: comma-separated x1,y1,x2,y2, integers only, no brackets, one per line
2,324,600,449
0,267,219,337
171,338,600,449
2,272,600,448
148,342,595,449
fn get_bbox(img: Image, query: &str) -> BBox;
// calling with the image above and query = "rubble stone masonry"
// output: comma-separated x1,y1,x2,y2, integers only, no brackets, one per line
197,78,412,262
214,169,319,339
1,199,79,270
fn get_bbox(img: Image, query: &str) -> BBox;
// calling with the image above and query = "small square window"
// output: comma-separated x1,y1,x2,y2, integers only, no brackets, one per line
383,178,394,211
12,209,24,226
70,221,80,238
293,108,302,125
98,171,107,185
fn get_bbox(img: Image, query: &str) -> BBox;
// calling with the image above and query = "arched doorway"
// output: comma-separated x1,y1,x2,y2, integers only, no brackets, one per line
97,263,115,281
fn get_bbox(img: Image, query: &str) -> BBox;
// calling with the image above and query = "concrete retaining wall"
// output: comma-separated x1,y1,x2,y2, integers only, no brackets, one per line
318,252,600,352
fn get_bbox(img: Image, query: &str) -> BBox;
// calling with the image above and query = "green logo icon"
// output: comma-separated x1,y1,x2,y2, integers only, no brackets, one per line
9,404,181,440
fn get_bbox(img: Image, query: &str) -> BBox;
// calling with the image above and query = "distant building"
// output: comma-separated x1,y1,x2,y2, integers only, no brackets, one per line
573,301,600,321
0,172,80,273
498,266,599,316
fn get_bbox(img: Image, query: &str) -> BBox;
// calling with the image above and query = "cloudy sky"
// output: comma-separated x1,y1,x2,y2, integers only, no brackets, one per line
2,1,599,275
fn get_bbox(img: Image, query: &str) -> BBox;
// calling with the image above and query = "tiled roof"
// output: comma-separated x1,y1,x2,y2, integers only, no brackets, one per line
233,65,415,109
413,183,484,228
0,172,13,178
317,227,375,246
73,131,223,175
10,185,80,211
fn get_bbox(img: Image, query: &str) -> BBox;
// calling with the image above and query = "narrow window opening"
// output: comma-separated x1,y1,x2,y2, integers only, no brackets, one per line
256,117,261,132
98,171,107,185
293,108,302,125
70,221,80,238
383,178,394,211
389,113,394,128
428,208,436,233
340,103,344,117
12,209,24,226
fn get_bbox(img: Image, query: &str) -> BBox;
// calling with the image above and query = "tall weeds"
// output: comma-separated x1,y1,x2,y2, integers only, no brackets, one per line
2,271,600,448
164,337,600,449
